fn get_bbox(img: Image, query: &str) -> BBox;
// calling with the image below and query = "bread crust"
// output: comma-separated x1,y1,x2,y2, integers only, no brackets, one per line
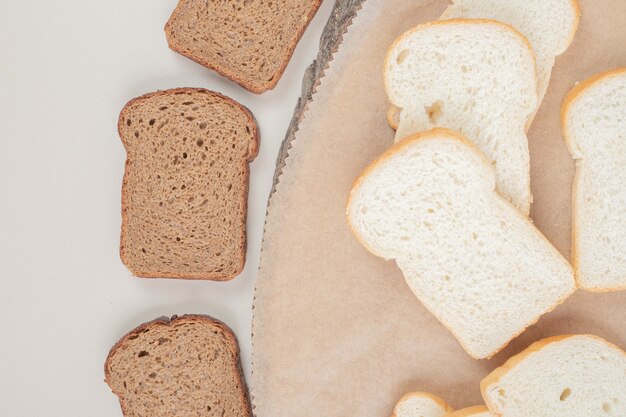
567,0,582,53
480,334,626,413
390,391,454,417
104,314,251,417
118,88,259,280
346,128,575,358
561,67,626,292
164,0,324,94
445,405,492,417
387,105,400,130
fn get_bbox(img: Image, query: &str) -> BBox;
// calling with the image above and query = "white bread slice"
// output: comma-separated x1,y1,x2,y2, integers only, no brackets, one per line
347,129,575,359
442,0,579,116
481,334,626,417
384,20,537,214
387,1,579,131
561,68,626,292
391,392,453,417
445,406,496,417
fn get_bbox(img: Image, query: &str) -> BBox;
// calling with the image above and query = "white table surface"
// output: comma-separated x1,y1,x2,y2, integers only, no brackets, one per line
0,1,336,414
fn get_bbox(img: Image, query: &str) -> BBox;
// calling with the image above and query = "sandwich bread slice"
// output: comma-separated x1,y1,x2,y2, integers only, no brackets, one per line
347,129,575,358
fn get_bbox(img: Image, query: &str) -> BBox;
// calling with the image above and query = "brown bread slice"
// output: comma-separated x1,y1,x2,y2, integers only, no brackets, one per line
105,315,251,417
164,0,324,94
118,88,258,280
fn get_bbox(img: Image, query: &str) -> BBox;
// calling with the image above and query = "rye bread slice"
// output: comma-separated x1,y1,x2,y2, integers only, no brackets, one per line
105,315,251,417
118,88,258,280
164,0,324,94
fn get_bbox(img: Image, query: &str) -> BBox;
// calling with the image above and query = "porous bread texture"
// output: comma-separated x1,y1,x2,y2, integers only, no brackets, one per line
442,0,579,113
384,20,537,214
118,88,258,280
391,392,453,417
105,315,251,417
445,406,495,417
481,334,626,417
562,68,626,292
387,0,580,131
347,129,575,359
165,0,323,94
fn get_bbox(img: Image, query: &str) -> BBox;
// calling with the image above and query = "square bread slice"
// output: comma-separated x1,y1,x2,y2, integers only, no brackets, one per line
481,334,626,417
347,129,575,359
165,0,323,93
105,315,251,417
562,68,626,292
384,20,537,214
392,392,453,417
118,88,258,280
388,0,580,131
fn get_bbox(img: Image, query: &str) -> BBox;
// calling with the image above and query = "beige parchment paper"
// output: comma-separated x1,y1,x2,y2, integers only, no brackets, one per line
251,1,626,416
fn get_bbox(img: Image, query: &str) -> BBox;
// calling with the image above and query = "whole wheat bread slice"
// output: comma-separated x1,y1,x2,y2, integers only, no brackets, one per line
105,315,251,417
165,0,323,94
118,88,258,280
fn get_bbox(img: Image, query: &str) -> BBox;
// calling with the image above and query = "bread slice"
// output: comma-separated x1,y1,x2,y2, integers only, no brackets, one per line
445,406,496,417
346,129,575,358
391,392,453,417
105,315,251,417
118,88,259,280
561,68,626,292
384,20,537,214
165,0,323,94
387,0,580,131
481,334,626,417
441,0,579,118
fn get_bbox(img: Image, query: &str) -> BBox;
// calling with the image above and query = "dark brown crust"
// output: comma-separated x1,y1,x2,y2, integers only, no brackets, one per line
118,88,259,280
104,314,252,417
164,0,324,94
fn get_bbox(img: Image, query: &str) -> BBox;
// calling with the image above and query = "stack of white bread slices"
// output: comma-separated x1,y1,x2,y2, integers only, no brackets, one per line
346,0,606,360
391,335,625,417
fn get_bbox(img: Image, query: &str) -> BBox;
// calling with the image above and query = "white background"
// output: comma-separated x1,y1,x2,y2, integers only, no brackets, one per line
0,1,335,414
